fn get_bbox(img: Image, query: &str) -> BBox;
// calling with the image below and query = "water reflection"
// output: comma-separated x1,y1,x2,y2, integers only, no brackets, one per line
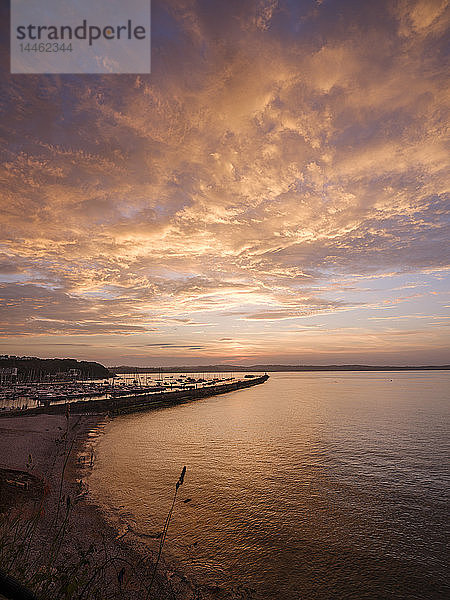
89,372,449,599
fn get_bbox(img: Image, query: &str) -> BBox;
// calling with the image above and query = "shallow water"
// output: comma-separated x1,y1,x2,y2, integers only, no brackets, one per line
89,371,449,599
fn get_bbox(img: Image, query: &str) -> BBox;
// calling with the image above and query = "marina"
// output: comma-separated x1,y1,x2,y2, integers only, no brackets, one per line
0,373,269,416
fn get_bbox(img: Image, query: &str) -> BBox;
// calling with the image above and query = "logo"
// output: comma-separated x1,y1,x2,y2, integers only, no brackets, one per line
11,0,151,74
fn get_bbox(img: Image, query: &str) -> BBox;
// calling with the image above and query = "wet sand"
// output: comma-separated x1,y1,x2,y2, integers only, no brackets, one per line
0,413,239,600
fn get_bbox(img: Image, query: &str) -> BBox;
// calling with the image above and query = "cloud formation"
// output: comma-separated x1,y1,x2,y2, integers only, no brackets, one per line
0,0,449,364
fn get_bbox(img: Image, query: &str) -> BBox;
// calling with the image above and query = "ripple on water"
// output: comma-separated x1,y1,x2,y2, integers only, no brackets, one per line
89,371,450,599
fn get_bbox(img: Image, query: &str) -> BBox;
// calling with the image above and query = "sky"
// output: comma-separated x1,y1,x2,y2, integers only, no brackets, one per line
0,0,449,367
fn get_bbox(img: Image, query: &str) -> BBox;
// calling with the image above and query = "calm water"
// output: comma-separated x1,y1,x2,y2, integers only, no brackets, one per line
88,372,449,599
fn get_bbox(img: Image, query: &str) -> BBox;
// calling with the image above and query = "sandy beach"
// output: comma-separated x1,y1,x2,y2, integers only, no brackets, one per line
0,412,239,600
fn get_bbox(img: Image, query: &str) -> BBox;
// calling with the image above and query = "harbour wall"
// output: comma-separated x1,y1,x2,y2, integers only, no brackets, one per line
0,374,269,418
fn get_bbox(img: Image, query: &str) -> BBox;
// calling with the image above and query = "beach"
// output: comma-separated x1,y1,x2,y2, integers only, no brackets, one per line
0,412,238,600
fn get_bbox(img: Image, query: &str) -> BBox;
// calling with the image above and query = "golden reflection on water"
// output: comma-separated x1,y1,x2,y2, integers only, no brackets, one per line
88,372,449,599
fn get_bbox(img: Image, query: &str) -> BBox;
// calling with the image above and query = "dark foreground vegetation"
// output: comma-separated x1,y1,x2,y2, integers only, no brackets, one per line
0,415,201,600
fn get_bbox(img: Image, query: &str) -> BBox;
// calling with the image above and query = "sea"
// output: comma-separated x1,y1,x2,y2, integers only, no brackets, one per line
88,371,449,599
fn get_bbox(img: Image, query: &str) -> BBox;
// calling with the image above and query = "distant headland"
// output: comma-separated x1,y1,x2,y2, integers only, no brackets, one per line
1,357,448,381
0,356,110,380
110,364,450,373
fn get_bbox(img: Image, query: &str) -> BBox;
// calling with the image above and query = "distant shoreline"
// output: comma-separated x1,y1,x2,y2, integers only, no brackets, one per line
110,364,450,373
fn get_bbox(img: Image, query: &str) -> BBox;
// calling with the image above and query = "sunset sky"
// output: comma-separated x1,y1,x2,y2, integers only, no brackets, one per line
1,0,449,366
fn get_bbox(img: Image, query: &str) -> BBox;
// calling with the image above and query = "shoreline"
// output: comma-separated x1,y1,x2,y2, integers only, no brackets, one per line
0,412,247,600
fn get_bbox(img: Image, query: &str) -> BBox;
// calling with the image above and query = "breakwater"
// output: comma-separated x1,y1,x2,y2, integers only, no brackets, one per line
0,374,269,418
